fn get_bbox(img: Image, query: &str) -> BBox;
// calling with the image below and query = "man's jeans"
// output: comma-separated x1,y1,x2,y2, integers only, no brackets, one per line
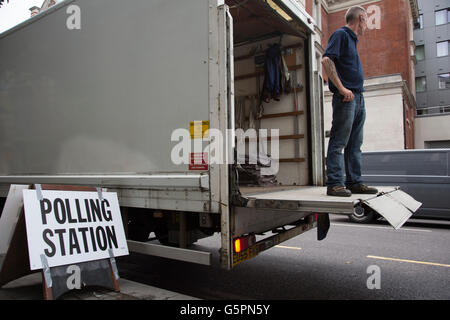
326,92,366,188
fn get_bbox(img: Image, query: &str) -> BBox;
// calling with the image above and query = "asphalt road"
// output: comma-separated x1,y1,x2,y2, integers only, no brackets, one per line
117,215,450,300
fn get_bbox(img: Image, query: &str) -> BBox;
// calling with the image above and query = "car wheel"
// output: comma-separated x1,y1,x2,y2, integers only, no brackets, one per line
348,207,377,224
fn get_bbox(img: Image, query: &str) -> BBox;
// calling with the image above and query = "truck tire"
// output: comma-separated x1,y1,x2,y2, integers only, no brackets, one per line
0,198,5,218
348,207,377,224
154,223,171,246
128,210,154,242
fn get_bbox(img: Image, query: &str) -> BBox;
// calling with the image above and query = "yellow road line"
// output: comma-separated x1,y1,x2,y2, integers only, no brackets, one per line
367,255,450,268
275,245,302,251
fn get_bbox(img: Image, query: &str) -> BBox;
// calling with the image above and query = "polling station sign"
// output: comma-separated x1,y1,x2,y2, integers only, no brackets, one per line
22,189,129,270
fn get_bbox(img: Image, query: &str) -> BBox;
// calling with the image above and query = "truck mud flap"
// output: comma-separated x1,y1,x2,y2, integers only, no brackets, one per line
362,189,422,229
317,213,330,241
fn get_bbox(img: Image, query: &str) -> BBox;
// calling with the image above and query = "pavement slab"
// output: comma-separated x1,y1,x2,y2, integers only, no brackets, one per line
0,273,198,300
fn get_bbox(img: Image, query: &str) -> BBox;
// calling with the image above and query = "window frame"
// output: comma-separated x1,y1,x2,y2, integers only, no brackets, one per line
438,73,450,90
416,76,427,93
435,8,449,26
419,14,424,29
415,45,425,61
437,41,449,57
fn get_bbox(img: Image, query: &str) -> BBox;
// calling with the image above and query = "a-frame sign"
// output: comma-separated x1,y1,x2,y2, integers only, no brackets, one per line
0,184,128,300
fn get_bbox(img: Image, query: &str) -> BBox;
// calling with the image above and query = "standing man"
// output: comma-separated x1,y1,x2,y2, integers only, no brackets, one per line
322,6,378,197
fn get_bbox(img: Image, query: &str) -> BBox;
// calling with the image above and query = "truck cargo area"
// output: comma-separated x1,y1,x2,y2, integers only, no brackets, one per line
229,0,315,187
227,1,421,232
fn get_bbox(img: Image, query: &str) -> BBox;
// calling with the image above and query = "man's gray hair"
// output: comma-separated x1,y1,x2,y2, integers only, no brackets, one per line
345,6,366,24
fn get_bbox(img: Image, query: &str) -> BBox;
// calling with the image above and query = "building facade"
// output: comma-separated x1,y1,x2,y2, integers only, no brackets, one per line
414,0,450,149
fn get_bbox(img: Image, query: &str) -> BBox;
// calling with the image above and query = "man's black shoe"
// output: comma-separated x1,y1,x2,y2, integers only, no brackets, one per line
327,186,352,197
348,184,378,194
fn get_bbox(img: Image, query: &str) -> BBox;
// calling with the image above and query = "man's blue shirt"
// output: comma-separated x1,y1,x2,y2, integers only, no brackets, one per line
323,26,365,93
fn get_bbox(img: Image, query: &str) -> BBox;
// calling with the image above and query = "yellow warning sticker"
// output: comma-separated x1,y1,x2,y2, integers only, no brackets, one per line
190,120,209,139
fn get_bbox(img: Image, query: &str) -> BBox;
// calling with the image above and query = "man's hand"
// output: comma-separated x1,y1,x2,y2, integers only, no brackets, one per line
339,87,355,102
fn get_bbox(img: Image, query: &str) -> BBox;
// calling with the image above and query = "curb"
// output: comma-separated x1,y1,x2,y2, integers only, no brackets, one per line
0,273,199,300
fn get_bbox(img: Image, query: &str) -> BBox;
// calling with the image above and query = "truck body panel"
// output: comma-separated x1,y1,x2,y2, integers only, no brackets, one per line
1,0,210,175
0,0,219,215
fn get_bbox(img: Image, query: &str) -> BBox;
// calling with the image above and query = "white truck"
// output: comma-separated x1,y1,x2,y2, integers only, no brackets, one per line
0,0,421,270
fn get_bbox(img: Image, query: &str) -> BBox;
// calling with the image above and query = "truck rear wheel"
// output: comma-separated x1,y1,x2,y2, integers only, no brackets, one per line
154,222,172,246
127,209,154,242
0,198,5,218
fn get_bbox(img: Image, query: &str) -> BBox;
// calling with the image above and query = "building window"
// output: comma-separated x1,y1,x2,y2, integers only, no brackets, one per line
437,41,449,57
425,140,450,149
438,73,450,89
435,9,449,25
415,45,425,61
416,76,427,92
415,14,424,29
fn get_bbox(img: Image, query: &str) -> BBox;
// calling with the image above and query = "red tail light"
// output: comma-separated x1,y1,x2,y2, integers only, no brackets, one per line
234,238,242,253
234,234,256,253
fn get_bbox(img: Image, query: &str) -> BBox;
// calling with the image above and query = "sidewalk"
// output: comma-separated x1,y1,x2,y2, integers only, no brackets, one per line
0,273,199,300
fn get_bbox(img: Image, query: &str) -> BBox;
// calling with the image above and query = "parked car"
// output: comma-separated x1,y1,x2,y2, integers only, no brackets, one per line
349,149,450,223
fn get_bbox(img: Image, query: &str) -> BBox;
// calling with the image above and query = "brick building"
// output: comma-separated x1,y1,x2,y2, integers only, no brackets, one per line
301,0,419,150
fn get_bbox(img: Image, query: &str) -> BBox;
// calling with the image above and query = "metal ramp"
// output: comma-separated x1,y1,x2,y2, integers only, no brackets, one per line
240,186,422,229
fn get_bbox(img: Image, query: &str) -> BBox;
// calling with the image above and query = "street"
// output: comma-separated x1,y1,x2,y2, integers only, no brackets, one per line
117,215,450,300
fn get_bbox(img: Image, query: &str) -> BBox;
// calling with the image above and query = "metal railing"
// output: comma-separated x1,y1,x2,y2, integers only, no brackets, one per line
416,105,450,117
